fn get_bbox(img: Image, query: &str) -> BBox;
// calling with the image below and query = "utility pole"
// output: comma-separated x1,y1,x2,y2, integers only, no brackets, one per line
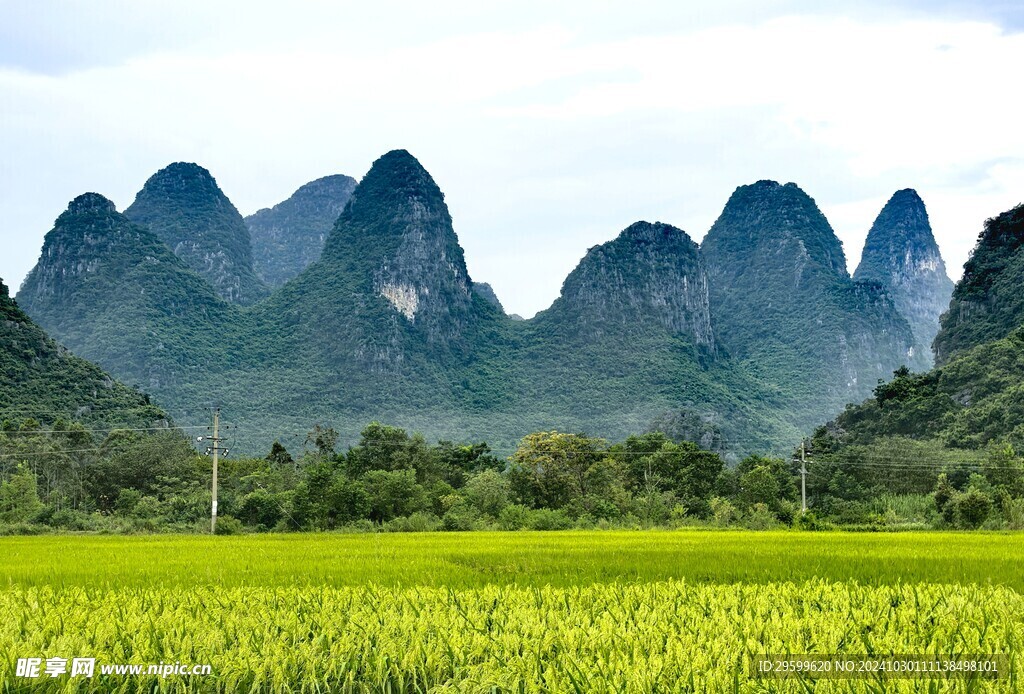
197,408,228,533
800,439,808,515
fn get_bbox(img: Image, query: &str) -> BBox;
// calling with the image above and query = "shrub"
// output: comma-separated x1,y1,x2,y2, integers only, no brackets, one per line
46,508,94,531
1004,497,1024,530
709,497,739,526
214,515,244,535
442,507,478,531
743,503,778,530
497,504,531,530
527,508,573,531
384,513,441,533
463,470,510,518
954,488,992,529
795,511,826,531
238,489,284,529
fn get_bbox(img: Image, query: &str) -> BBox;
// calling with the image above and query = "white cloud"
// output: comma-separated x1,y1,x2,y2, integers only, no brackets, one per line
1,9,1022,317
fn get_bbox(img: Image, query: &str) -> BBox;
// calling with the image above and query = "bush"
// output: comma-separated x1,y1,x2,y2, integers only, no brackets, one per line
214,515,244,535
46,508,94,531
238,489,284,529
795,511,826,531
113,489,142,516
954,488,992,529
442,506,478,531
743,503,778,530
335,519,377,534
497,504,531,530
1004,497,1024,530
0,522,46,536
709,497,739,526
527,508,573,531
463,470,510,518
384,513,441,533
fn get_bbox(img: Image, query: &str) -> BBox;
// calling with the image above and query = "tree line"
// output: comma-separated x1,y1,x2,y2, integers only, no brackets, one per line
2,418,1022,533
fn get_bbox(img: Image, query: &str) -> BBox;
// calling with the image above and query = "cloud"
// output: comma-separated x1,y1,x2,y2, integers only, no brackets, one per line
0,8,1022,318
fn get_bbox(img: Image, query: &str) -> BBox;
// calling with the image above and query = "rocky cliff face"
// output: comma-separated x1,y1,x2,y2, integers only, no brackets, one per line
542,221,715,352
246,174,357,287
125,162,268,305
700,180,921,420
933,203,1024,364
247,149,501,389
853,189,953,366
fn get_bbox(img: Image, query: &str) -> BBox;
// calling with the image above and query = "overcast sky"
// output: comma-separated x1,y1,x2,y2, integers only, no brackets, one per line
2,1,1023,317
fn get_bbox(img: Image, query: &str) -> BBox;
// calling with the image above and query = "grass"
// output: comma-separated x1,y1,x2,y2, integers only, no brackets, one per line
2,530,1023,691
1,530,1023,590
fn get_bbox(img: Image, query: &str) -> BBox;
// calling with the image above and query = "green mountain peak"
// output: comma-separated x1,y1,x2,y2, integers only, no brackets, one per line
66,192,117,216
701,179,920,426
853,188,952,365
543,221,715,350
125,162,268,305
320,150,473,328
17,193,235,393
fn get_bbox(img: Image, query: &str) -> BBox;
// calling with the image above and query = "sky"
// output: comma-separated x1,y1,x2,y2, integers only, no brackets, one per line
1,1,1023,318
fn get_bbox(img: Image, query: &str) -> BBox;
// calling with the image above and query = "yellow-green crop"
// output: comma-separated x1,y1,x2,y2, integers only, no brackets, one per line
1,530,1022,692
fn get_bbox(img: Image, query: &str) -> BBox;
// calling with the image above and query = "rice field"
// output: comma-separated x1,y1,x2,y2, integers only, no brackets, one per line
1,530,1022,692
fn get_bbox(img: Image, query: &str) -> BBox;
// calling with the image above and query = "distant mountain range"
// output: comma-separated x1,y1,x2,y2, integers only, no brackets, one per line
13,150,956,454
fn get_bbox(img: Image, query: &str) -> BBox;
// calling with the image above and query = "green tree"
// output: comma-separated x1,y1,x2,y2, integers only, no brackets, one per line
463,469,510,518
267,441,294,467
508,431,609,510
305,424,338,458
739,466,781,509
363,469,427,522
954,486,992,529
0,464,43,523
346,423,433,479
982,443,1023,494
618,432,723,513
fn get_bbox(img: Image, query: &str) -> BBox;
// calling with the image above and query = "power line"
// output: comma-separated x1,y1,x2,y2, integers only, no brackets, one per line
0,425,207,437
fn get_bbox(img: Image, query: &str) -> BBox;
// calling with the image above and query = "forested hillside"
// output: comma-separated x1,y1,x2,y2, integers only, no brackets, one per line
933,203,1024,363
1,273,163,428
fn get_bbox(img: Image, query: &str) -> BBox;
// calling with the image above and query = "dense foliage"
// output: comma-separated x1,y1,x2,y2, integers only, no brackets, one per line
3,413,1022,535
934,203,1024,362
0,275,164,429
811,198,1024,528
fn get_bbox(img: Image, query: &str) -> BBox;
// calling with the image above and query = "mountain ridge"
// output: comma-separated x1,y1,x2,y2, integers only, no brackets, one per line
16,154,946,455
